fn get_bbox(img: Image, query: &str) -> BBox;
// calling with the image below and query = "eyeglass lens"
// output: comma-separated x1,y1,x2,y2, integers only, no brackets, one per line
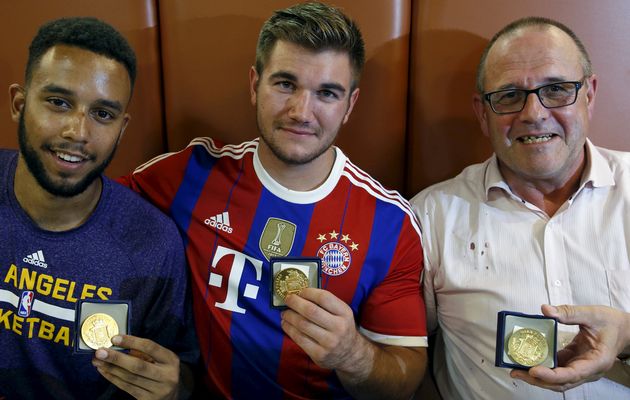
489,82,579,113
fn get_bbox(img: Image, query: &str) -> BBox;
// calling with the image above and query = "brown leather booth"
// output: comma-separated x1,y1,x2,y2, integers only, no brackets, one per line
2,1,629,399
2,1,629,198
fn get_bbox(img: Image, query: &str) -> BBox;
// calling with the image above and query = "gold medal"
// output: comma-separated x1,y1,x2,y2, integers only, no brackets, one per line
81,313,119,350
507,327,548,367
273,268,309,299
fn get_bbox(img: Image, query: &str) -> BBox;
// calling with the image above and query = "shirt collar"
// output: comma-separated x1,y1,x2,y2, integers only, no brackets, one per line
483,138,615,200
581,138,615,189
483,154,510,199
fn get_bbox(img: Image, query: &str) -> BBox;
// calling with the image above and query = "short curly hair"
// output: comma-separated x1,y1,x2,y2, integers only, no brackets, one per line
26,17,136,90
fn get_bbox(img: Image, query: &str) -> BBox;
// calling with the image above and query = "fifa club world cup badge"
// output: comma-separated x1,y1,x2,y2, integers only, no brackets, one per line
18,290,34,317
259,218,297,261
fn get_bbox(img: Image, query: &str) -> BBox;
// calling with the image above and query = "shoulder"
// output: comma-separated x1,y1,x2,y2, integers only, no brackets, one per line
187,137,258,159
101,178,183,246
411,159,490,211
594,145,630,169
0,149,17,164
342,158,416,213
133,138,258,174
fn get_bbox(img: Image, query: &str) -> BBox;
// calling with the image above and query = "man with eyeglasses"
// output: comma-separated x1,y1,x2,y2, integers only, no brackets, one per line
410,16,630,399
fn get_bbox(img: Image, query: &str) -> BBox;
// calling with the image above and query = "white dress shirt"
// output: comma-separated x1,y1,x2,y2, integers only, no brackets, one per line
411,139,630,400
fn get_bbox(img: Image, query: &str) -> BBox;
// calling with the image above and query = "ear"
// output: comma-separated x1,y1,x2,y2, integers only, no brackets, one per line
472,92,491,138
117,113,131,145
342,88,360,124
584,74,597,120
249,66,259,106
9,84,26,123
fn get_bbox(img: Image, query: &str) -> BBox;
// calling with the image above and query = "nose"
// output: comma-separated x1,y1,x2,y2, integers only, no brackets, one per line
287,90,313,123
518,92,549,123
61,110,89,141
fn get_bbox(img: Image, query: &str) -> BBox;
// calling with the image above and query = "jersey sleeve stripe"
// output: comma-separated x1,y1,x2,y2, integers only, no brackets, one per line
343,161,418,218
190,137,258,159
359,326,428,347
345,161,400,196
341,170,421,236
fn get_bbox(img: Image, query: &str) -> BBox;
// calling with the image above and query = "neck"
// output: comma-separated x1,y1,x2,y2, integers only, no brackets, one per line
500,155,585,217
257,142,336,191
14,156,102,231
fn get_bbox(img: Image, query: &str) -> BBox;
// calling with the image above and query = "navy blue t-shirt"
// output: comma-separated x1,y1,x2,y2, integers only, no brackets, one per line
0,150,198,399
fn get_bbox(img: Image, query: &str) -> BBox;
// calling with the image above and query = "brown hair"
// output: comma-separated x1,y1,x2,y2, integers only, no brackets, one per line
255,2,365,89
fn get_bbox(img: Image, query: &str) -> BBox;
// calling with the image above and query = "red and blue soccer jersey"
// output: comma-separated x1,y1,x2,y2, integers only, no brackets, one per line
122,138,427,399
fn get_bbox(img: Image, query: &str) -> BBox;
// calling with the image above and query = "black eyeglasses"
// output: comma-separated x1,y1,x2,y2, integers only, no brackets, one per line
483,78,585,115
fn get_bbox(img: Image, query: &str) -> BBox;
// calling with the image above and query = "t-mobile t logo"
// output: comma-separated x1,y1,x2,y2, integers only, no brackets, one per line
208,246,263,314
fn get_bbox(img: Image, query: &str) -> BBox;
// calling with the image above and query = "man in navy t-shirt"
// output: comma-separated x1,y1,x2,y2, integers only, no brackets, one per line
0,17,198,399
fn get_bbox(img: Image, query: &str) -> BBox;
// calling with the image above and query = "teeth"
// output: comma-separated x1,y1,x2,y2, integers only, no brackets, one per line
56,152,83,163
520,134,553,144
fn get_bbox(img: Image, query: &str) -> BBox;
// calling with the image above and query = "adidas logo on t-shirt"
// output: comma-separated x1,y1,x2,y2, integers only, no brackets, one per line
23,250,48,268
204,211,233,233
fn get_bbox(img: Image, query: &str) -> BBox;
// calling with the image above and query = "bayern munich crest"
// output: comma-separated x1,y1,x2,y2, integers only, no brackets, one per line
316,230,358,276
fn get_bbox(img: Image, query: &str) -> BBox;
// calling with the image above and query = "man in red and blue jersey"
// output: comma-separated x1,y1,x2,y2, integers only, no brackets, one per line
121,3,427,399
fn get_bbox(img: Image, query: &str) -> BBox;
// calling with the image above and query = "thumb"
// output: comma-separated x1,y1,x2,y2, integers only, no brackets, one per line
542,304,583,325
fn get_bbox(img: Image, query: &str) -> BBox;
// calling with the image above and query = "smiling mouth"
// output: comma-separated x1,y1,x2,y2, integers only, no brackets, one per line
55,151,86,164
517,134,555,144
281,127,315,136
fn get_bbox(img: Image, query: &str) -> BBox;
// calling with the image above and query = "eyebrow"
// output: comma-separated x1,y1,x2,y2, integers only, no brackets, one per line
94,99,124,113
320,82,347,95
41,84,74,96
41,84,124,113
269,71,298,82
495,76,572,91
268,70,347,95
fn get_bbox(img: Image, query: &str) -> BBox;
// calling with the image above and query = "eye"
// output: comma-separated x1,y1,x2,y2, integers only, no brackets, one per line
494,90,522,105
542,83,572,99
318,89,339,101
276,81,295,92
548,84,568,93
92,109,115,122
47,97,70,109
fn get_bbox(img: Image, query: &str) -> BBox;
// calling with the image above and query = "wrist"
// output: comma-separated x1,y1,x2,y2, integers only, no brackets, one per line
335,332,375,384
615,311,630,362
622,312,630,355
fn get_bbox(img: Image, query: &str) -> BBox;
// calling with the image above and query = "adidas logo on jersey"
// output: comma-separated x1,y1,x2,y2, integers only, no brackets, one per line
205,212,233,233
23,250,48,268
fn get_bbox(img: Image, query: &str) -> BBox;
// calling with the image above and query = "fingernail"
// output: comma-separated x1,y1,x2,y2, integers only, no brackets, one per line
111,335,122,345
95,349,108,360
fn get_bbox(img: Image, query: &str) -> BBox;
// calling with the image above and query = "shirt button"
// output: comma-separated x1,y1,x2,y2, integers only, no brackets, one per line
554,280,562,287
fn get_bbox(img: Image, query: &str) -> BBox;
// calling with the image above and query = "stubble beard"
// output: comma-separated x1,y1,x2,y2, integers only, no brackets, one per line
256,106,340,166
18,110,118,198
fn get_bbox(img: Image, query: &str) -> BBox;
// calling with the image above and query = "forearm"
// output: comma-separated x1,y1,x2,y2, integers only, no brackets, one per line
336,336,427,400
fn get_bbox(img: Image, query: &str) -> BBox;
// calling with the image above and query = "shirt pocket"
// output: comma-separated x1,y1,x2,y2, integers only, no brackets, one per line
605,269,630,312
